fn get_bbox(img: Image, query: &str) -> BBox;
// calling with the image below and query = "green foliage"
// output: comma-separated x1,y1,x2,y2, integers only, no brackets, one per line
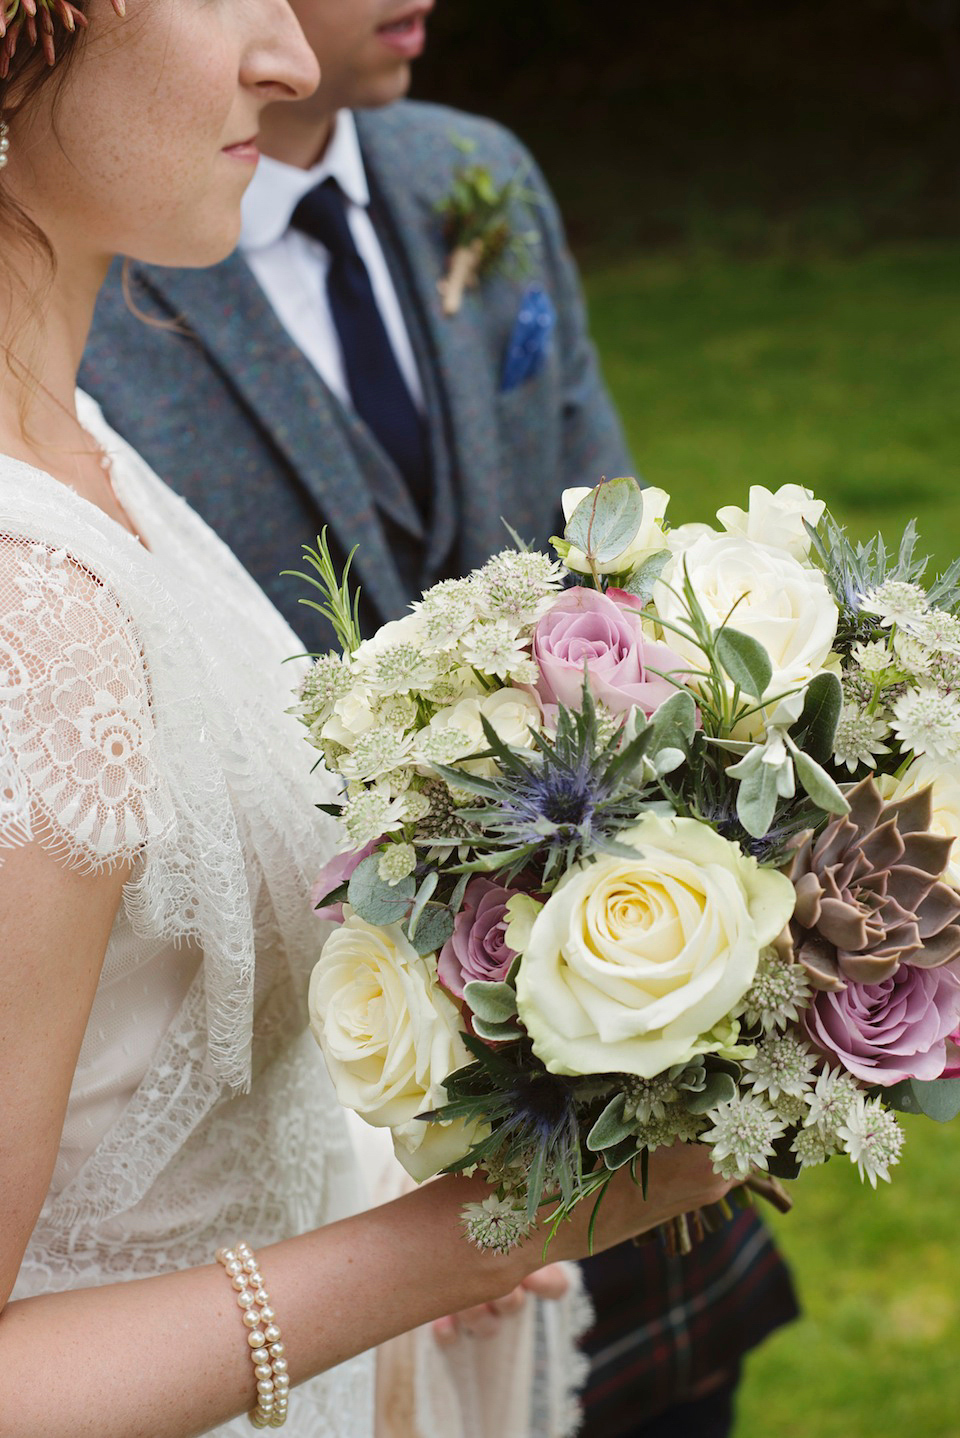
347,855,414,925
282,528,362,656
564,476,644,569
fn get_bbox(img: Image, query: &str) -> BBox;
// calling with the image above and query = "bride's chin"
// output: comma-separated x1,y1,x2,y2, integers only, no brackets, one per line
132,222,244,273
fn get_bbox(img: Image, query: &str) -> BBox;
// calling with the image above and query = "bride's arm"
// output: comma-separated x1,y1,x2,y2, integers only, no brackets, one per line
0,844,730,1438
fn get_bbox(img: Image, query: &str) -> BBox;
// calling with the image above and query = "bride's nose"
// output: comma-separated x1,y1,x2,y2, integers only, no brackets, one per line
241,0,321,103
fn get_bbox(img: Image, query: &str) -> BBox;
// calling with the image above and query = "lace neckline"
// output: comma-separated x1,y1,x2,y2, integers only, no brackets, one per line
0,444,151,554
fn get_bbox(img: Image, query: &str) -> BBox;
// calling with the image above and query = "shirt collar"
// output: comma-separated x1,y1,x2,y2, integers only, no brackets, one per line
240,110,370,252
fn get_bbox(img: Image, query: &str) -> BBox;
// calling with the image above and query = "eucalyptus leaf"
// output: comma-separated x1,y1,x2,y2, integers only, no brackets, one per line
348,855,414,925
463,979,519,1025
790,670,843,764
602,1137,642,1171
792,748,850,816
622,549,670,602
716,627,773,700
565,477,645,564
406,870,439,943
406,905,455,955
886,1077,960,1122
586,1095,635,1151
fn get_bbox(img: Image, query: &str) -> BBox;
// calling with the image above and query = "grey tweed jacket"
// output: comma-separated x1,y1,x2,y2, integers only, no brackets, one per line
81,100,632,652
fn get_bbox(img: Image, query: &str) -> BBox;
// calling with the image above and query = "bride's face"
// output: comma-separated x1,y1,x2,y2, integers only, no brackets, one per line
12,0,320,269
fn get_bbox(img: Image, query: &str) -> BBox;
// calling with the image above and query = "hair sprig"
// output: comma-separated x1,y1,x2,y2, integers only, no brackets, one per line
1,0,124,77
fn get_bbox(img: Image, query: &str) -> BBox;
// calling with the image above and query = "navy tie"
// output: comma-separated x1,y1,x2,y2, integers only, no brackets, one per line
291,178,431,520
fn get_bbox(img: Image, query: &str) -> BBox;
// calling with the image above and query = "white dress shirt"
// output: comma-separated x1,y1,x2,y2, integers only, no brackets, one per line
240,110,425,413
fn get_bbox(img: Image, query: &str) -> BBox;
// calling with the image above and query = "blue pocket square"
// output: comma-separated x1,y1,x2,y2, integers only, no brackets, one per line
501,285,556,393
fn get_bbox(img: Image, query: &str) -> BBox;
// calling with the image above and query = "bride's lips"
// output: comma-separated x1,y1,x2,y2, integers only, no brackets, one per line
376,2,433,59
222,136,260,164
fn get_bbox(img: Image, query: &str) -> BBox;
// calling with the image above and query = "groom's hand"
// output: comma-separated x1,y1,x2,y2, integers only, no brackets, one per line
431,1262,571,1345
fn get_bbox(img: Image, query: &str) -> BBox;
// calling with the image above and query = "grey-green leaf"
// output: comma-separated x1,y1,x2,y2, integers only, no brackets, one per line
463,979,518,1025
716,627,773,700
736,756,781,838
565,477,645,564
586,1094,635,1151
790,670,843,765
886,1077,960,1123
622,549,670,602
406,905,455,955
683,1072,737,1114
471,1016,524,1043
406,870,439,943
648,688,698,755
348,855,414,925
792,749,850,816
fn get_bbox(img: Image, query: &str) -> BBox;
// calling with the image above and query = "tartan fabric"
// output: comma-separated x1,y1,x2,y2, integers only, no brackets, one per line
577,1210,799,1436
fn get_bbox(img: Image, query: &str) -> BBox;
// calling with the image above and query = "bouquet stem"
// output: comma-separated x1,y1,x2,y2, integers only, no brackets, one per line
656,1171,793,1257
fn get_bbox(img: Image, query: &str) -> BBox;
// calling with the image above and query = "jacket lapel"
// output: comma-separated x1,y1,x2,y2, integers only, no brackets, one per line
133,254,414,625
357,111,513,576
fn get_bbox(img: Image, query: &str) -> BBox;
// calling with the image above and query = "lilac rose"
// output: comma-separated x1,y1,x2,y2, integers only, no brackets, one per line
438,878,520,999
312,839,379,923
804,962,960,1086
532,587,686,717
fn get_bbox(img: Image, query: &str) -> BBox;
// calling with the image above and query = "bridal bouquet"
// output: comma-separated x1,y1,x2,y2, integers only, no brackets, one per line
293,478,960,1253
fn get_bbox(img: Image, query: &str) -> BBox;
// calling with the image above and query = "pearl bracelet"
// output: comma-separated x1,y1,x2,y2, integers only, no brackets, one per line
216,1242,290,1429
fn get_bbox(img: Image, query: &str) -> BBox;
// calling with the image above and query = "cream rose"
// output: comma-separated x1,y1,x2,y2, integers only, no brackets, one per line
418,688,540,776
309,911,474,1180
515,814,795,1078
716,484,825,562
561,484,670,575
879,757,960,888
654,532,838,719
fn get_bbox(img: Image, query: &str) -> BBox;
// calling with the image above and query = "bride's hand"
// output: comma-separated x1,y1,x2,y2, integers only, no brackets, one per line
431,1263,571,1345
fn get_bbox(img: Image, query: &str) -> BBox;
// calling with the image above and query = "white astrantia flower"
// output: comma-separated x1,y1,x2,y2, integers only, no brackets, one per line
861,579,929,628
463,1195,533,1255
850,640,894,679
321,692,378,751
378,842,417,885
892,628,934,677
473,548,564,625
891,684,960,763
770,1091,808,1125
803,1067,859,1135
832,702,892,772
622,1072,687,1125
339,727,416,784
903,607,960,656
736,945,811,1032
461,620,532,681
791,1123,836,1169
742,1032,818,1100
422,666,488,707
837,1095,905,1187
342,786,411,845
633,1109,706,1153
292,652,355,728
701,1093,788,1181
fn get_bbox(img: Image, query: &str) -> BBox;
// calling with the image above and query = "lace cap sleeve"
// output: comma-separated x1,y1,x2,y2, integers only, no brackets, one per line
0,534,171,870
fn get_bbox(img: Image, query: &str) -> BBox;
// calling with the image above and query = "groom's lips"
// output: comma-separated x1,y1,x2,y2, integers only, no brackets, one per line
376,2,433,59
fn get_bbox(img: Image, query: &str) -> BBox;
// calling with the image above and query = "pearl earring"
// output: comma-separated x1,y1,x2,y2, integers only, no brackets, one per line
0,121,9,170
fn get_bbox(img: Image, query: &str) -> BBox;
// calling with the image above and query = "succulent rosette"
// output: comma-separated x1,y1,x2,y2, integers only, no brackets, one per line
788,777,960,991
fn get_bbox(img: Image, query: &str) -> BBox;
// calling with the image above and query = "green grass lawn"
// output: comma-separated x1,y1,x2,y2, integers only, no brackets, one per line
585,242,960,1438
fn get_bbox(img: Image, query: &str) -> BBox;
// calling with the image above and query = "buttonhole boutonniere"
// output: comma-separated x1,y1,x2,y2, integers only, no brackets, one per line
436,135,541,317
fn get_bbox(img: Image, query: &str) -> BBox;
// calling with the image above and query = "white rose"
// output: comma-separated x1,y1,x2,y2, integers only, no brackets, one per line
655,532,838,723
309,911,475,1181
878,757,960,888
321,692,377,750
479,687,542,748
515,814,795,1078
716,484,825,563
561,484,670,575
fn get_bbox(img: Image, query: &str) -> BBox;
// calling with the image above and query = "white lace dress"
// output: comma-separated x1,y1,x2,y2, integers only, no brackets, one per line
0,394,375,1436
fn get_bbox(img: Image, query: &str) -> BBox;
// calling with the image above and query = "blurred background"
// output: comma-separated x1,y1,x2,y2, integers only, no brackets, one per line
414,4,960,1435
